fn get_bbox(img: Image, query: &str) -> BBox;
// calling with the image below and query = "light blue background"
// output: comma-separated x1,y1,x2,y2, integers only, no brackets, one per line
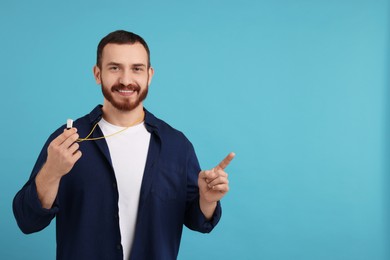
1,0,389,259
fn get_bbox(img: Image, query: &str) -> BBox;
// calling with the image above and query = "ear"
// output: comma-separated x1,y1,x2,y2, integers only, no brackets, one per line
148,67,154,86
93,65,101,84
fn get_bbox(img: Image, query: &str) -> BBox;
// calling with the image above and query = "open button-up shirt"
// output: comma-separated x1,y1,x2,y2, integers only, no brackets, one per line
13,105,222,260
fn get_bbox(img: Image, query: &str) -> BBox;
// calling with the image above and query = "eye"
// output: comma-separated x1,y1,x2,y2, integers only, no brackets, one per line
109,66,120,71
133,67,144,73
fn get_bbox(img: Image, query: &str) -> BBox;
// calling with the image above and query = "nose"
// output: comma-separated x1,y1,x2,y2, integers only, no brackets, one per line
118,70,134,86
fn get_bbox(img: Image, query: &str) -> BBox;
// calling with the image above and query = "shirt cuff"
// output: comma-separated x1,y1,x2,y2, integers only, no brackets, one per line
201,200,222,232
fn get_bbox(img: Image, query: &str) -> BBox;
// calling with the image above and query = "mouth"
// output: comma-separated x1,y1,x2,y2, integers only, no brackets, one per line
113,86,140,97
118,89,135,94
115,89,135,97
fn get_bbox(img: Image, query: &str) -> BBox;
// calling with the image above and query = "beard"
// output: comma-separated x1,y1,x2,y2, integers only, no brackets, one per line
101,80,149,112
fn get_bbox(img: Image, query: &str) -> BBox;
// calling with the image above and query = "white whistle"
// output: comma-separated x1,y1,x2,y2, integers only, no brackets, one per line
67,119,73,129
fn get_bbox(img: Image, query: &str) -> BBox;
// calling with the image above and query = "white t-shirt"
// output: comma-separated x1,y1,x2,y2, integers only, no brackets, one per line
98,118,151,260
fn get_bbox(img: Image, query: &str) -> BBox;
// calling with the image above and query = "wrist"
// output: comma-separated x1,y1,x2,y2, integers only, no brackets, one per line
199,196,217,220
35,163,63,209
36,163,62,186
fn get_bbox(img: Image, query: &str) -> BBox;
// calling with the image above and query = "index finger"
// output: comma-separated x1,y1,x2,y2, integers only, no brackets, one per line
215,152,236,170
52,128,78,146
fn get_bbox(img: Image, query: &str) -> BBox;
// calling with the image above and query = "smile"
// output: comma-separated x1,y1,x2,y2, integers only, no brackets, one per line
118,90,135,93
116,89,137,96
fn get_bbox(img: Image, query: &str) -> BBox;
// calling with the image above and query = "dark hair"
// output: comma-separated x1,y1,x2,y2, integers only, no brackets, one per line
96,30,151,68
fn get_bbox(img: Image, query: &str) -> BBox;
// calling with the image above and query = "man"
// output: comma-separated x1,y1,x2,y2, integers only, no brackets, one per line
13,30,235,260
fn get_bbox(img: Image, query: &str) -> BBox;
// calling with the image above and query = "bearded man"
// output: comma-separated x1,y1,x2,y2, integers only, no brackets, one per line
13,30,235,260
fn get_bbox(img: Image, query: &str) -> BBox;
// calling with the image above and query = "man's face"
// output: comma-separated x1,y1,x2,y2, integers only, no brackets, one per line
94,43,154,112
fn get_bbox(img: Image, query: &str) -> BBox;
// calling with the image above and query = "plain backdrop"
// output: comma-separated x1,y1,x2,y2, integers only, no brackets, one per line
1,0,389,259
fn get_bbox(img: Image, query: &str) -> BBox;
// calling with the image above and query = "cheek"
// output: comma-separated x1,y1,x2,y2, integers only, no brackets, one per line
101,74,117,86
133,76,148,87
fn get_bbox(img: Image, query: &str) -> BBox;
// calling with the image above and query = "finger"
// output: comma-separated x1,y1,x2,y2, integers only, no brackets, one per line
52,128,78,146
207,170,227,183
210,183,229,193
198,170,207,180
199,171,211,185
72,150,82,162
214,168,228,178
68,149,82,164
207,176,229,188
68,142,80,155
200,170,218,182
216,152,236,170
61,132,80,150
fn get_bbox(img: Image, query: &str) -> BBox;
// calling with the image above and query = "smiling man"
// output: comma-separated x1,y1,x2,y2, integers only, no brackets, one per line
13,30,235,260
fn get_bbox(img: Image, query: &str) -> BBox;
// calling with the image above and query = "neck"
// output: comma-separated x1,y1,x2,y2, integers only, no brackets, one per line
102,102,145,127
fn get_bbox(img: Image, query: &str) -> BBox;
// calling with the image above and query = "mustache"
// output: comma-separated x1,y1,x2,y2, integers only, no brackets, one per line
111,83,141,92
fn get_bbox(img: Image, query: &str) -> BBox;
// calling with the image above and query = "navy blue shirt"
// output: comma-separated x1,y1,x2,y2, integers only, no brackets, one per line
13,105,221,260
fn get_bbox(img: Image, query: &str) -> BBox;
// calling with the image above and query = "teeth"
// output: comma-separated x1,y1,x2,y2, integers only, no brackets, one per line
118,90,134,93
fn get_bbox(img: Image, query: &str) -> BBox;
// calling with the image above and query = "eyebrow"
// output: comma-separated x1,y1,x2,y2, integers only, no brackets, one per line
132,63,147,67
105,62,147,67
106,62,121,67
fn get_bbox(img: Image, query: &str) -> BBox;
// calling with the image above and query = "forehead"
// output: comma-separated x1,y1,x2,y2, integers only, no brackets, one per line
101,43,148,65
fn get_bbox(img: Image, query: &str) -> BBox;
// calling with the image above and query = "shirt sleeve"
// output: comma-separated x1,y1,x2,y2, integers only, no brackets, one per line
13,135,59,234
183,141,222,233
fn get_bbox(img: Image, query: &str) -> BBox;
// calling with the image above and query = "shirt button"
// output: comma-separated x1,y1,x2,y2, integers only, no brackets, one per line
117,244,122,250
113,183,117,188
